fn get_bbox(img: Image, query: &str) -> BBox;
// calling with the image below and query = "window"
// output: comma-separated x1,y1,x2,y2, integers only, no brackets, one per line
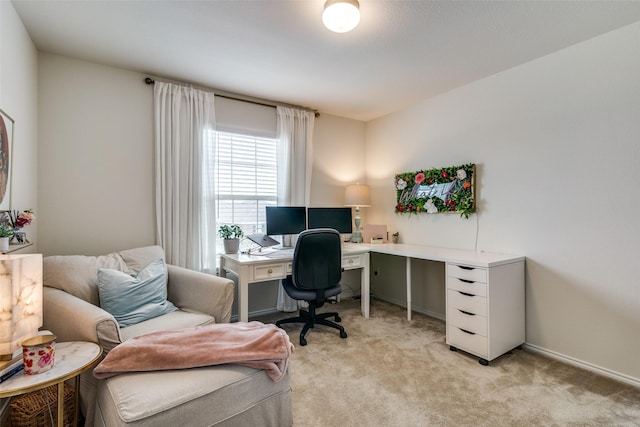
208,130,278,254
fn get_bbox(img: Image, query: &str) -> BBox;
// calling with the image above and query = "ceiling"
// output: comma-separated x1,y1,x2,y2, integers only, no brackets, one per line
12,0,640,122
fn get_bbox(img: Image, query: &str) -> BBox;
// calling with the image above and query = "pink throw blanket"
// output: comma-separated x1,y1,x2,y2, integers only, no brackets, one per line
93,322,294,382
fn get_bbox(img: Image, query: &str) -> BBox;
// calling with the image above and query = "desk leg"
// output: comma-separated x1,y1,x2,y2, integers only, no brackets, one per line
406,257,412,321
237,265,250,322
220,258,249,323
73,375,80,427
57,382,64,427
361,253,370,318
219,257,227,279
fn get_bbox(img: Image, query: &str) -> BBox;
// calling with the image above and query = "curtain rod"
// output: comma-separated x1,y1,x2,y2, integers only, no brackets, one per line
144,77,320,117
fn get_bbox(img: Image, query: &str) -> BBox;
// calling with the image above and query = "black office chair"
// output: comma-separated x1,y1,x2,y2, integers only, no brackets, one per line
275,228,348,346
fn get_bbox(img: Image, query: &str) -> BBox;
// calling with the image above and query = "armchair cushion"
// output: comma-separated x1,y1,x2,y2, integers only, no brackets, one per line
44,253,132,306
97,258,177,327
120,310,215,342
118,245,166,274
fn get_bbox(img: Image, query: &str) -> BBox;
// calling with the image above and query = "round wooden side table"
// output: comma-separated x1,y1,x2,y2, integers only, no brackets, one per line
0,341,102,427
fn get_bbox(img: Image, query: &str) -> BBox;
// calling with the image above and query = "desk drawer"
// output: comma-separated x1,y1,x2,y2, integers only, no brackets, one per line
448,325,488,358
447,276,487,297
447,289,487,317
342,255,361,269
447,307,487,336
253,263,286,281
447,264,487,283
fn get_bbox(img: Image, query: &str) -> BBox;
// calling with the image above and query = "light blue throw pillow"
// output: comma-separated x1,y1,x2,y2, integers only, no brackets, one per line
97,258,177,327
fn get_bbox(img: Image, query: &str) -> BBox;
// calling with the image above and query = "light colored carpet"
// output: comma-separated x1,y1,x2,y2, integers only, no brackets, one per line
256,298,640,426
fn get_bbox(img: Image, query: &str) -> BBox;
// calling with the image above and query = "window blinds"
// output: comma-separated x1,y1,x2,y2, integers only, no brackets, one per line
213,131,278,236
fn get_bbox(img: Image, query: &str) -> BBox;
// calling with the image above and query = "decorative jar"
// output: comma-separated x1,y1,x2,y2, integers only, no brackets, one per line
22,335,56,375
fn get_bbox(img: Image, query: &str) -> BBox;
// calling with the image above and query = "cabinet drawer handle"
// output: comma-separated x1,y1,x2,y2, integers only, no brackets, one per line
349,259,354,264
267,268,273,274
459,278,474,284
458,309,475,316
459,266,474,271
458,291,475,297
459,328,476,335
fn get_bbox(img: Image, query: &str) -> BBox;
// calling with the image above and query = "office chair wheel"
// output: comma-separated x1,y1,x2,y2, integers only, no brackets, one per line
300,336,307,346
335,315,341,322
340,330,347,339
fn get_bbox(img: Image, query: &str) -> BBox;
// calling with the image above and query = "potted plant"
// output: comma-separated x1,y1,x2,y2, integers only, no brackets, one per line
0,224,14,251
218,224,244,254
392,232,400,244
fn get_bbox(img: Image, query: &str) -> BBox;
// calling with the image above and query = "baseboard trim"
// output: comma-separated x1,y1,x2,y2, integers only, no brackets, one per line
411,306,446,322
524,343,640,389
231,307,281,322
373,295,446,322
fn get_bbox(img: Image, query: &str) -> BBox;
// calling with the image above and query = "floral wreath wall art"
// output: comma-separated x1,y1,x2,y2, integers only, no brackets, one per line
395,163,476,219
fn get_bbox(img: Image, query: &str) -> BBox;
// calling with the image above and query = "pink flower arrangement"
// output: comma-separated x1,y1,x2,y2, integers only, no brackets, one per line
5,209,35,229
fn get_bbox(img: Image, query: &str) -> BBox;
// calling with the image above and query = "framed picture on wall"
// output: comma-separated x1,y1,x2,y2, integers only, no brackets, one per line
394,163,476,218
0,108,14,211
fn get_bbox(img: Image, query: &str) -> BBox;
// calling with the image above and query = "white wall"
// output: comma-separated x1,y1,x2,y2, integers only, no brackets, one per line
38,53,155,256
310,113,366,206
365,22,640,383
0,1,39,252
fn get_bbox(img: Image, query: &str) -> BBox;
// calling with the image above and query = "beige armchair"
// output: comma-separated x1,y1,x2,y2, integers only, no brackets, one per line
42,246,235,426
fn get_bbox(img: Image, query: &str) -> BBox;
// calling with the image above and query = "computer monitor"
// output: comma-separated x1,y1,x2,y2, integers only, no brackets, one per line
307,207,353,234
265,206,307,236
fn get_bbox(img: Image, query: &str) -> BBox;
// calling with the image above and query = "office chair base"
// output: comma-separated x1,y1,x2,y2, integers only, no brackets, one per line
276,308,348,346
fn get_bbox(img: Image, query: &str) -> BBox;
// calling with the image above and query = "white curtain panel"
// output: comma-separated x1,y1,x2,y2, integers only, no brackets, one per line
153,82,217,271
275,106,315,312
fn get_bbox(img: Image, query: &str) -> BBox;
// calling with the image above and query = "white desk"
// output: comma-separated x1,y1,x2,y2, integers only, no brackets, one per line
362,243,525,365
219,242,524,364
219,243,370,323
360,243,524,319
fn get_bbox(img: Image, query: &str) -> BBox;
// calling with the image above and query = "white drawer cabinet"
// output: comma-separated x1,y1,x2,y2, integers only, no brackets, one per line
445,260,525,365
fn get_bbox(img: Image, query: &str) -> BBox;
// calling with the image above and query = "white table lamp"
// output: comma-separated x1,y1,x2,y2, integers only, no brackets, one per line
0,254,43,361
345,184,371,243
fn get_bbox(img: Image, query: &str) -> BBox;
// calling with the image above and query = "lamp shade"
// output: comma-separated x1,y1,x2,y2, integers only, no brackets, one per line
0,254,43,359
344,184,371,207
322,0,360,33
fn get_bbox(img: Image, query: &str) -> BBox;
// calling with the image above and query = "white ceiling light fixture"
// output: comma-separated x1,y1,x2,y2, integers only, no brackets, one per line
322,0,360,33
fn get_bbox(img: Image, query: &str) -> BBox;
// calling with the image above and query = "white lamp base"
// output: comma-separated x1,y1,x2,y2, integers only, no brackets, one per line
350,231,363,243
350,207,363,243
